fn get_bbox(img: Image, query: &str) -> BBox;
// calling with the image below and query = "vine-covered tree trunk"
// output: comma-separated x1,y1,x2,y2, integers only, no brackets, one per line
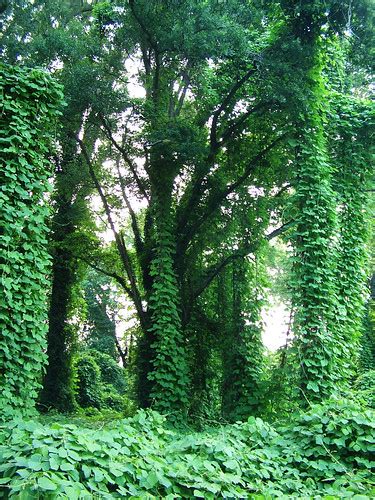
39,209,77,412
0,64,63,418
361,273,375,371
331,96,373,379
189,300,221,420
290,39,338,401
39,134,87,412
284,0,371,406
222,258,264,421
146,178,190,416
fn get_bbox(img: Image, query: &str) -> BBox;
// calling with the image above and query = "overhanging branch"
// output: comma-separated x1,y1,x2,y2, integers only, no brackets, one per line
180,133,288,250
80,258,134,300
192,219,294,300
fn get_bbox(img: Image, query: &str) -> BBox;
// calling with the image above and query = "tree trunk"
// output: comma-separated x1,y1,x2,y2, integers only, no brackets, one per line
138,160,190,416
39,246,76,411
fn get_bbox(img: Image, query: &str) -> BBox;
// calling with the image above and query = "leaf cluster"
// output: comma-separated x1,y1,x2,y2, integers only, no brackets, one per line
0,398,373,498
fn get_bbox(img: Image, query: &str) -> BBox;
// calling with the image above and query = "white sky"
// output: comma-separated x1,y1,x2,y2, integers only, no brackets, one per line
262,300,289,351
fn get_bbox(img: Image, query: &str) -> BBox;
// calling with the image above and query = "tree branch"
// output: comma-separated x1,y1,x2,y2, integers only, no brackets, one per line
265,220,295,240
180,133,288,250
192,220,294,300
128,0,158,53
75,136,147,332
219,101,276,146
115,158,144,257
174,70,191,116
128,0,161,102
99,114,150,202
210,66,257,152
80,258,134,300
176,66,259,229
193,251,249,301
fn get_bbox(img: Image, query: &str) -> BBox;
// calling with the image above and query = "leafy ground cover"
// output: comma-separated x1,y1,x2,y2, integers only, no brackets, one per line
0,397,374,499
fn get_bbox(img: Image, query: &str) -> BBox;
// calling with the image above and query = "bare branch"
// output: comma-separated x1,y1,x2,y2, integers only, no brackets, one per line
80,257,134,299
115,158,144,256
265,220,295,240
75,136,147,331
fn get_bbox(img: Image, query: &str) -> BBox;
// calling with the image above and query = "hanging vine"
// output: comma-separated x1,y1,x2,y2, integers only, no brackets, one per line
0,64,63,418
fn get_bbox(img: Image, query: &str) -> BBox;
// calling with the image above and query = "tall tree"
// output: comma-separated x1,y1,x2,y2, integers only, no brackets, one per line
2,0,372,418
76,0,292,415
0,64,63,417
1,0,126,410
283,0,374,401
83,270,127,365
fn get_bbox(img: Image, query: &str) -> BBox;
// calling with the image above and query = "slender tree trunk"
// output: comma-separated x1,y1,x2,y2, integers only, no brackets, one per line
222,259,264,421
39,243,76,412
39,133,87,412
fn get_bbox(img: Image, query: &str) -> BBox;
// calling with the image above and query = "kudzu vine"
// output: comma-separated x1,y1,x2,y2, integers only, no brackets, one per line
0,64,63,417
222,255,265,421
329,94,373,381
290,33,373,402
290,41,339,401
147,194,190,417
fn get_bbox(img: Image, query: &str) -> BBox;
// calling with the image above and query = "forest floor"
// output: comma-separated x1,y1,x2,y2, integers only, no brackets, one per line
0,396,374,498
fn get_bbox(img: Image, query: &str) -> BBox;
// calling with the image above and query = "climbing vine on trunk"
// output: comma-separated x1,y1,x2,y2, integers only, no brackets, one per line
290,42,339,402
147,193,190,417
222,256,265,421
330,94,374,380
0,64,63,418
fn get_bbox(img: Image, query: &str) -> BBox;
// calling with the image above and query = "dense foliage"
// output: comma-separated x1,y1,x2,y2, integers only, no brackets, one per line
0,0,373,497
74,350,130,413
0,64,63,418
0,398,374,498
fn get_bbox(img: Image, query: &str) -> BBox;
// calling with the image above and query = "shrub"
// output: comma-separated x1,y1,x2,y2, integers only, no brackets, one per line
74,353,102,409
279,396,375,488
74,351,133,414
89,351,127,394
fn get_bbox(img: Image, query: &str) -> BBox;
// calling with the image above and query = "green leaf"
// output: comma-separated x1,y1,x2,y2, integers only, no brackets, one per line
37,476,58,491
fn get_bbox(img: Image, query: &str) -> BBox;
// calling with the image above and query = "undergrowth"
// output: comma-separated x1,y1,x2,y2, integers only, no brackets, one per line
0,397,374,499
